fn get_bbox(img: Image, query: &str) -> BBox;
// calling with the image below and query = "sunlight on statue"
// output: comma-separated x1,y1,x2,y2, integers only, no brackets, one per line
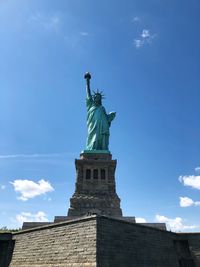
84,72,116,152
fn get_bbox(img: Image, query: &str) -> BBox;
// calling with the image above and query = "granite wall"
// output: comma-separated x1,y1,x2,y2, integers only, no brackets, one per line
0,233,14,267
10,217,97,267
96,216,194,267
2,216,200,267
178,233,200,267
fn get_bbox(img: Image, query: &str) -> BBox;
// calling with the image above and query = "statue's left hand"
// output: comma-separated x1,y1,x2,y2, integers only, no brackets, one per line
111,112,116,119
108,112,116,122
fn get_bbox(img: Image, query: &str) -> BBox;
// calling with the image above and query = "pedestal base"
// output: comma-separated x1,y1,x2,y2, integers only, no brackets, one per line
68,153,122,218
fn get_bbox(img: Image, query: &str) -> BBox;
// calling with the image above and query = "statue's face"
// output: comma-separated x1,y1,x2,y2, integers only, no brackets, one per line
93,93,102,105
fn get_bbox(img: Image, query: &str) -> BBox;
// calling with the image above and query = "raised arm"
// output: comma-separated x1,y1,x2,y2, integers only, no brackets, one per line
84,72,92,99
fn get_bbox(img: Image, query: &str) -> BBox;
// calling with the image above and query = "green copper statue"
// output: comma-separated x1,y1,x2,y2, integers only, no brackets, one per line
84,72,116,152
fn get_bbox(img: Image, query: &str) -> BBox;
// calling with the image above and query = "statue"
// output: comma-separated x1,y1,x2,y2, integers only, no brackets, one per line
84,72,116,152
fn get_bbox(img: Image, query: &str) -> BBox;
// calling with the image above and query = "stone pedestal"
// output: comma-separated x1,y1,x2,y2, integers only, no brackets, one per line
68,153,122,217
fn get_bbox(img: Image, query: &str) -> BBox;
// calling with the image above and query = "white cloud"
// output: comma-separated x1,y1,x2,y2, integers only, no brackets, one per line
11,179,54,201
155,214,199,232
179,175,200,190
180,197,194,207
136,217,147,223
16,211,49,225
134,39,144,48
141,29,150,38
29,12,61,32
180,196,200,207
134,29,156,48
0,185,6,190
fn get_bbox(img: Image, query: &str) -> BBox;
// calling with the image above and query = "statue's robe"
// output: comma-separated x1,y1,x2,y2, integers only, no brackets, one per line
86,97,111,150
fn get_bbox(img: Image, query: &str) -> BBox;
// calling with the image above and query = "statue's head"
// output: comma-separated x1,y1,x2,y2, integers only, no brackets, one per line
93,90,104,106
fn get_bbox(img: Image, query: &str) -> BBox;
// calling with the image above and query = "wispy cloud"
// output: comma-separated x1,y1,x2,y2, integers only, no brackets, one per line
155,214,199,232
0,152,73,160
134,29,156,48
16,211,49,225
0,185,6,190
195,166,200,173
43,196,52,202
64,31,90,49
179,175,200,190
79,31,89,36
29,12,61,32
11,179,54,201
180,196,200,207
132,16,141,23
134,39,144,48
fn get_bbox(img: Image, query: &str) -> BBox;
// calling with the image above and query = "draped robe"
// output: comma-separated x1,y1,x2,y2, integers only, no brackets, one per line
86,97,113,150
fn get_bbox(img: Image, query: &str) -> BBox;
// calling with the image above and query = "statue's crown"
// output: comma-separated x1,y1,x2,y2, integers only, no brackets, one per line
92,89,105,99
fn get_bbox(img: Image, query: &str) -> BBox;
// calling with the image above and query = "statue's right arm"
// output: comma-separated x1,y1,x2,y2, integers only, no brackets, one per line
84,72,92,100
86,79,92,99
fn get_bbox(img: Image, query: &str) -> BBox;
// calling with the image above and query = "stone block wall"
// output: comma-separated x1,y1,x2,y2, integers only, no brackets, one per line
96,216,180,267
178,233,200,267
0,233,15,267
68,153,122,218
3,215,200,267
10,217,97,267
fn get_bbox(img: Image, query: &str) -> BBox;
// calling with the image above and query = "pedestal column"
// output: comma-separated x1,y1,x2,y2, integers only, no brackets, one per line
68,153,122,218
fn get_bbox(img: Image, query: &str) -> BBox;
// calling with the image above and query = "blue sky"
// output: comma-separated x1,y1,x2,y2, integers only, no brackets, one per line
0,0,200,232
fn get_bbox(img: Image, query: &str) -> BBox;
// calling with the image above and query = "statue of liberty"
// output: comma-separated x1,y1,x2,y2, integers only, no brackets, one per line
84,72,116,152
